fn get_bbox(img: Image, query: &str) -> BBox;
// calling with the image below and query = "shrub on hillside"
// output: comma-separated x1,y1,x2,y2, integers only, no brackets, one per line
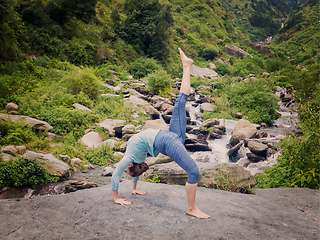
62,69,100,100
199,48,218,61
129,57,163,78
0,158,59,188
147,70,172,96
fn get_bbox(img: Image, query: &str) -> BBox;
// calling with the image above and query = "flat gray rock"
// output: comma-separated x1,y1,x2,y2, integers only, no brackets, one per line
0,182,318,239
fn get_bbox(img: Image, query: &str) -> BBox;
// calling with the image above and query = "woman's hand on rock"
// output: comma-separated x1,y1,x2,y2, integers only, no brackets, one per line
114,198,131,206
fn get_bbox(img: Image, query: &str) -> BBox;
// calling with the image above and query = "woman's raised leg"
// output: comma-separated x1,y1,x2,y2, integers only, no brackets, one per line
178,48,193,95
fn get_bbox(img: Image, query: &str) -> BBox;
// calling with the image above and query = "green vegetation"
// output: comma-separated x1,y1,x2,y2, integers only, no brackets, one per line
0,158,59,188
0,0,318,190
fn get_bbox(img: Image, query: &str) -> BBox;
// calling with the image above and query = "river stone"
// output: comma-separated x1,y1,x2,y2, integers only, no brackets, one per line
227,142,243,156
190,65,218,79
127,95,149,106
143,162,256,192
6,102,19,112
145,153,172,166
102,139,118,149
1,145,18,155
122,124,135,135
119,142,127,152
231,119,257,140
142,119,169,131
64,179,97,193
73,103,92,112
80,132,104,149
0,114,53,131
200,103,214,112
201,118,220,128
22,150,70,177
208,132,222,139
246,153,266,162
145,105,161,119
247,140,268,157
185,140,211,152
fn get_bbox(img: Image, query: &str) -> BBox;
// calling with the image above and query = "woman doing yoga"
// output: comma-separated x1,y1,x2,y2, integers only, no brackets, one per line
111,48,210,219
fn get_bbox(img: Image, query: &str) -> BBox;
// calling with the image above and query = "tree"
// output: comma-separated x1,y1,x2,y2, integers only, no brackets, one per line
121,0,173,62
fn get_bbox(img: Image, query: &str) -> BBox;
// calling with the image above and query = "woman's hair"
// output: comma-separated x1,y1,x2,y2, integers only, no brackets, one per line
127,162,149,177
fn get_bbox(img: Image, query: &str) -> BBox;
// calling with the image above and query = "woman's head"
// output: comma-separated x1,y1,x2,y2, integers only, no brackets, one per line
126,162,149,177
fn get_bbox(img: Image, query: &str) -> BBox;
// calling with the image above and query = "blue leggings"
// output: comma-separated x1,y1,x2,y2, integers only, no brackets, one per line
154,93,199,184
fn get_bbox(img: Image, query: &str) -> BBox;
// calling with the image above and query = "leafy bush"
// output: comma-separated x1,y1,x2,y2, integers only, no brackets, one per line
85,143,115,166
199,48,218,61
129,57,163,78
147,70,172,96
226,78,278,123
0,158,59,188
0,119,36,146
62,68,100,100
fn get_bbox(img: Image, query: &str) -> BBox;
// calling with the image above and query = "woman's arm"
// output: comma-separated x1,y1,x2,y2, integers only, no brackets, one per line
132,181,146,195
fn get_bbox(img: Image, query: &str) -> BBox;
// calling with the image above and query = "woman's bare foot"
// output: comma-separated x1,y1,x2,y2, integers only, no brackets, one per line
187,206,210,219
178,48,193,67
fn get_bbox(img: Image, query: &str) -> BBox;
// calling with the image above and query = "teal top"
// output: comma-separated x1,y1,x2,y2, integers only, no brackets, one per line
111,128,160,191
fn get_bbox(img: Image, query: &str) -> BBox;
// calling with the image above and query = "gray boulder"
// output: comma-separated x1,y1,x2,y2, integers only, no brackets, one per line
231,119,257,140
122,124,135,135
200,103,215,112
190,65,218,79
247,140,268,157
224,45,253,59
144,105,161,119
0,114,53,131
201,118,220,128
6,102,19,113
73,103,92,113
22,150,70,177
142,119,169,131
80,132,104,149
1,145,18,155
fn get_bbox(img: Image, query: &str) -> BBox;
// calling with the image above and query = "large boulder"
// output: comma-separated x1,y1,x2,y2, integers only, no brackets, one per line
22,150,70,177
143,162,256,192
247,140,268,157
190,65,218,79
73,103,92,113
6,103,19,113
0,114,53,131
231,119,257,141
224,45,253,59
144,105,161,119
142,119,169,131
80,132,104,149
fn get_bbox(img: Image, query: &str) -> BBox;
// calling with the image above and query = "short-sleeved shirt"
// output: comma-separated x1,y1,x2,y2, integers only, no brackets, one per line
111,128,160,191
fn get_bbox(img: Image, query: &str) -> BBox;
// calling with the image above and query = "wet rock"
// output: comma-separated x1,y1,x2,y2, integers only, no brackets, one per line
201,118,220,128
227,142,243,156
254,130,268,139
246,153,266,163
208,132,222,139
162,115,171,124
247,140,268,157
1,145,18,155
64,179,97,193
237,158,252,168
73,103,92,113
22,151,70,177
0,114,53,131
231,119,257,141
185,138,211,152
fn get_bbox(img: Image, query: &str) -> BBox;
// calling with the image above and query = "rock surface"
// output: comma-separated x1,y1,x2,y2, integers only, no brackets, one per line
0,114,53,131
0,182,318,239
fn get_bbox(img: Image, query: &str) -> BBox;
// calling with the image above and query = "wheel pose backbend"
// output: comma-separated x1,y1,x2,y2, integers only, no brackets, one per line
111,48,210,219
